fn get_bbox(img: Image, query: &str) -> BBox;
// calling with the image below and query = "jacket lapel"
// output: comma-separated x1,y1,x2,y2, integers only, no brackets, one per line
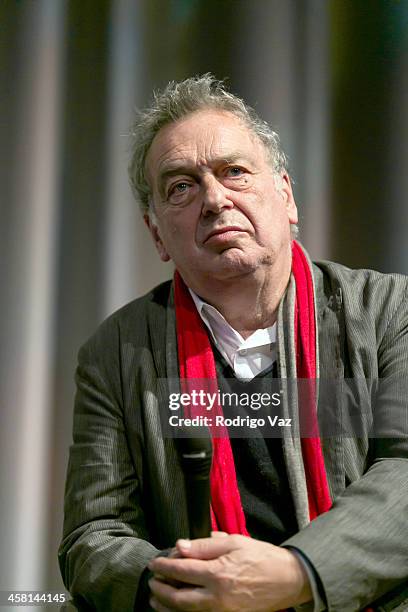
146,283,190,544
313,264,346,500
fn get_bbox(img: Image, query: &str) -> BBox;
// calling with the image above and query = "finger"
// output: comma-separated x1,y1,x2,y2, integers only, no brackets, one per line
210,531,228,538
176,534,244,559
153,572,188,589
149,597,173,612
149,557,210,585
149,578,212,610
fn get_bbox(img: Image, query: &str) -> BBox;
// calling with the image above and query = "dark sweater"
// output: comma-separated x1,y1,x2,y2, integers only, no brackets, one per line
213,346,298,544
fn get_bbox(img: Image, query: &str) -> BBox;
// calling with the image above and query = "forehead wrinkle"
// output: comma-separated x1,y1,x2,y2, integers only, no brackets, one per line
146,111,270,193
156,118,260,168
159,151,258,176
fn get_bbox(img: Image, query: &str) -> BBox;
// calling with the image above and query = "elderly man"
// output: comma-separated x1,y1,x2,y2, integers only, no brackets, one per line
59,75,408,611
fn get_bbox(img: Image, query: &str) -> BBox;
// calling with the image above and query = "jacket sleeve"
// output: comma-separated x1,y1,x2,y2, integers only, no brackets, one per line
58,337,158,611
284,284,408,611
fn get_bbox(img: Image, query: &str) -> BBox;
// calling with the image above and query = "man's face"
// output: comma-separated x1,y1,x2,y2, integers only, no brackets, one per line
144,109,298,289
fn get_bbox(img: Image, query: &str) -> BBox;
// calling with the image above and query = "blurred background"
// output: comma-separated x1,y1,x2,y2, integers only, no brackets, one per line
1,0,407,605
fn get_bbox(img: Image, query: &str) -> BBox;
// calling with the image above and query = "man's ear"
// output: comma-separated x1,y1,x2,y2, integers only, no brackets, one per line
276,173,298,224
143,213,171,262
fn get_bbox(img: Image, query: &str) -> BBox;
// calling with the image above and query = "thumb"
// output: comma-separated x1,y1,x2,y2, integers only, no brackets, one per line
176,535,242,559
211,530,228,538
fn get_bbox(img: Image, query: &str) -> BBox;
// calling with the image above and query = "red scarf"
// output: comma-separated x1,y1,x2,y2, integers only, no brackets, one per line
174,241,332,533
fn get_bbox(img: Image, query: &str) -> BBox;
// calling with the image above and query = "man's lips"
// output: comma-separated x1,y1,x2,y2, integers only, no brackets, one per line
203,226,247,244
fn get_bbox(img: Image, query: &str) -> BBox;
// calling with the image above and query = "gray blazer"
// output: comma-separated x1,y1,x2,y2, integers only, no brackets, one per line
59,260,408,611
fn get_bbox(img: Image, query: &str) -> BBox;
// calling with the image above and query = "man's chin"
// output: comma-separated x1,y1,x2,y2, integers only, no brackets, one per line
205,251,261,279
178,249,271,285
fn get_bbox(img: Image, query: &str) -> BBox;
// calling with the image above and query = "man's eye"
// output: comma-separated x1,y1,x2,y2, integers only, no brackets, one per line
176,182,189,191
169,182,190,196
226,167,244,177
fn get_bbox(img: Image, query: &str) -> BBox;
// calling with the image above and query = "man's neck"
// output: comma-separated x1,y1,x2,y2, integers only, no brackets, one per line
184,260,291,340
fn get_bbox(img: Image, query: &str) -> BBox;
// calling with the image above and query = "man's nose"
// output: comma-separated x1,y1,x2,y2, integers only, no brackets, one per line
201,176,233,216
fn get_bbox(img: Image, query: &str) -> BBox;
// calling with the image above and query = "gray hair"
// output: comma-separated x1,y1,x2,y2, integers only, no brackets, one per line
128,74,290,215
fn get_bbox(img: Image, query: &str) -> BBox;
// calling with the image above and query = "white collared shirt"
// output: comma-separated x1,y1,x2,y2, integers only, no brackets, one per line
189,289,276,381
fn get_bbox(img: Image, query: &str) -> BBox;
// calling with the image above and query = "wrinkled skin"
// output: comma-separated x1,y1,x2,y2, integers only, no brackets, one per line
148,533,311,611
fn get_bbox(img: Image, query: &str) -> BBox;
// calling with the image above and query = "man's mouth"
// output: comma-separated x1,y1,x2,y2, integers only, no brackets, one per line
204,226,246,244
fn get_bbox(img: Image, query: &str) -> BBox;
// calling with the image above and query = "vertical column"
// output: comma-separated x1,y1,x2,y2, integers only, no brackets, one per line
0,0,65,595
235,0,331,259
103,0,173,317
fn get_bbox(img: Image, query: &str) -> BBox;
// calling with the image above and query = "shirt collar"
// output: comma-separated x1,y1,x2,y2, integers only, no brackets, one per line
188,288,276,350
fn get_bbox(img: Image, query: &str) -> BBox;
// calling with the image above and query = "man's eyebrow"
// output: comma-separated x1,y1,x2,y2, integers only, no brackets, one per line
158,165,196,183
158,154,253,182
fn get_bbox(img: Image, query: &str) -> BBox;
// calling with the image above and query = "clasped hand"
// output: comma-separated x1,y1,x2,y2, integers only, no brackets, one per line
148,532,312,611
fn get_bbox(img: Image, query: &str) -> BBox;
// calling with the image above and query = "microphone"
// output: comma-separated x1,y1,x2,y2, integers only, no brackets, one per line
176,426,213,539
